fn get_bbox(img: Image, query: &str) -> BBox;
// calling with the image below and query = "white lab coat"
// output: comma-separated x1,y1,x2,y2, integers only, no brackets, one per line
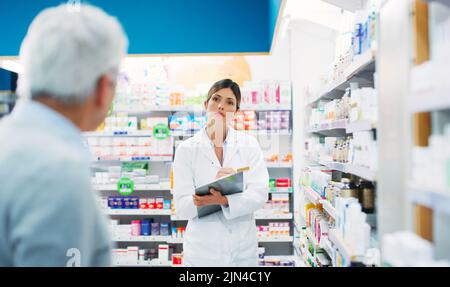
173,127,269,267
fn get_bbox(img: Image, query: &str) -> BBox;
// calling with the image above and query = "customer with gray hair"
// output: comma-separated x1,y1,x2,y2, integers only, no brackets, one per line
0,4,128,266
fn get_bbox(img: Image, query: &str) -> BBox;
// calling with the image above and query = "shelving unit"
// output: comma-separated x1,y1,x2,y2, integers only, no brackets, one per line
306,49,376,106
93,184,171,191
104,209,172,216
85,79,295,264
328,229,354,265
409,58,450,113
409,186,450,216
258,236,293,243
296,13,379,266
321,199,337,220
254,213,293,220
317,160,376,182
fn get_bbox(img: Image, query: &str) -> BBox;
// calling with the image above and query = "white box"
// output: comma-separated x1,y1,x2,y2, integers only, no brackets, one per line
158,244,169,262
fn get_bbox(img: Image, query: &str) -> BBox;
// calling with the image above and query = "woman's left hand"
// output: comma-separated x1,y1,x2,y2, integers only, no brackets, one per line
192,188,229,207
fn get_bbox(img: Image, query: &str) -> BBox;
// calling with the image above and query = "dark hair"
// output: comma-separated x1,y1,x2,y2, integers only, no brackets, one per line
206,79,241,110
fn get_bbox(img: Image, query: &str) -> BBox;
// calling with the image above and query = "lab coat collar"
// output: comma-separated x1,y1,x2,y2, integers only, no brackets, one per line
192,126,239,168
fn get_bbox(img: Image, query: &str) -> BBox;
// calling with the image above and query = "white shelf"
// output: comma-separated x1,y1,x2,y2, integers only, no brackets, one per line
409,59,450,113
115,104,292,113
321,0,368,12
240,104,292,111
346,120,376,133
104,209,172,216
258,236,293,243
167,237,184,244
269,187,293,193
249,130,292,136
113,235,171,242
84,130,153,137
170,215,189,221
306,228,319,249
328,229,354,265
115,260,175,267
255,213,293,220
345,164,376,181
304,186,322,204
409,186,450,216
308,119,348,134
321,200,337,220
266,162,293,169
92,156,173,162
172,130,292,138
114,105,204,113
308,49,376,105
318,160,376,181
93,184,171,191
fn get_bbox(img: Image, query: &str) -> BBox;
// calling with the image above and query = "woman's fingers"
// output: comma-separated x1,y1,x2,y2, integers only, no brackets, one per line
215,168,236,179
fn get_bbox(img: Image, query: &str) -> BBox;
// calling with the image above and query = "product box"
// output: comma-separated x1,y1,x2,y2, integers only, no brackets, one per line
151,223,160,236
158,244,169,262
155,197,164,209
160,223,170,236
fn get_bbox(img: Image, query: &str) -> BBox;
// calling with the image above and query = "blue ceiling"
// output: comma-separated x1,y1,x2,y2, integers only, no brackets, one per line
0,0,284,56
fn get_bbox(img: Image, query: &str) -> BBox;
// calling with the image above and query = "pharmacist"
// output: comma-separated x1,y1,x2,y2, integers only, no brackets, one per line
173,79,269,267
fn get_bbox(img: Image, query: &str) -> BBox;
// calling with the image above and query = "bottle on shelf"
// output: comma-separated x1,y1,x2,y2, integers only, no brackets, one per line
358,180,375,214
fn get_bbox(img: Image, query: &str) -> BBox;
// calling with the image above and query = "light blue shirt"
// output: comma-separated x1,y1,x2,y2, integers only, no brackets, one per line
0,100,112,267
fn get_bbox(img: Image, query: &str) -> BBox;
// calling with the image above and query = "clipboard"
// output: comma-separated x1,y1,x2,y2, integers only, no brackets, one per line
195,167,248,218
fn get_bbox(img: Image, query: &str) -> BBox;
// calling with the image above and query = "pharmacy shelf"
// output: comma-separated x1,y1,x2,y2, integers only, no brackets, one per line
114,105,204,113
269,187,293,193
113,235,171,242
255,213,293,220
409,186,450,216
345,164,376,181
318,160,376,181
304,186,322,204
115,260,175,267
266,162,293,169
321,199,337,220
409,94,450,113
104,209,172,216
409,58,450,113
92,156,173,162
321,237,334,262
422,0,450,7
306,228,320,249
298,244,317,267
308,119,348,134
259,256,297,267
249,130,292,136
170,215,189,221
172,130,292,138
240,104,292,111
93,184,171,191
294,219,304,234
346,120,377,133
258,236,293,243
167,238,184,244
83,131,153,137
115,104,292,113
309,120,376,135
321,0,368,12
328,229,354,265
295,246,312,267
307,49,376,106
